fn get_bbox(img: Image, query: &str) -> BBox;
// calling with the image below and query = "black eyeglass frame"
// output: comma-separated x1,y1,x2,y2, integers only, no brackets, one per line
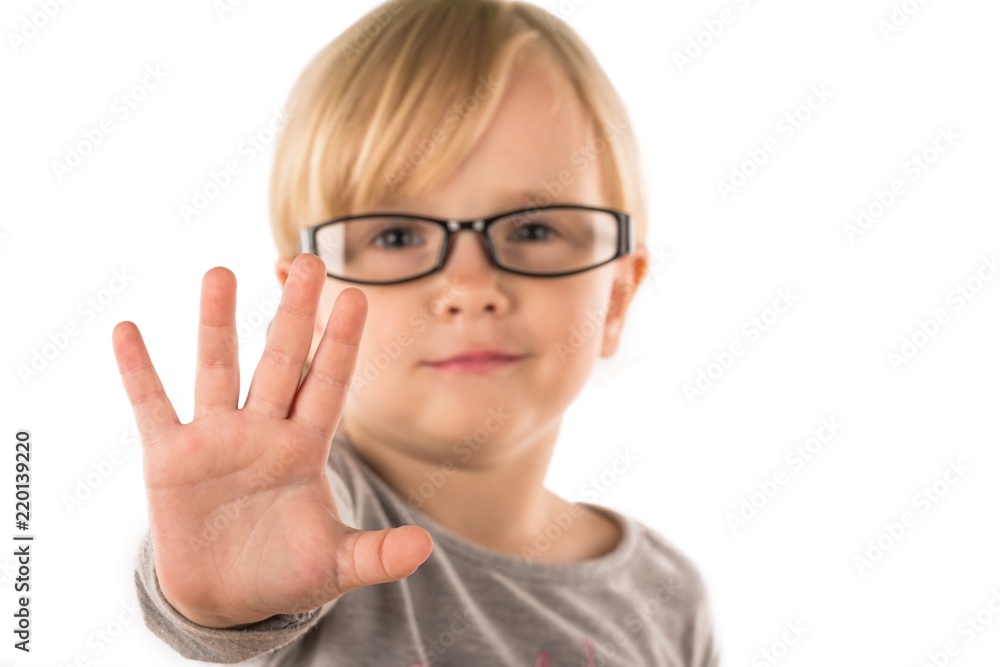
298,203,635,285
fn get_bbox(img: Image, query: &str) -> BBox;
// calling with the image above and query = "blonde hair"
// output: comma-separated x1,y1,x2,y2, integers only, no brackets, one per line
268,0,648,260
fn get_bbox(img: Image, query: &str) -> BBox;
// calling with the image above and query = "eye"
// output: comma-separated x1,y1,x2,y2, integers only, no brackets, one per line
507,221,557,242
372,225,426,249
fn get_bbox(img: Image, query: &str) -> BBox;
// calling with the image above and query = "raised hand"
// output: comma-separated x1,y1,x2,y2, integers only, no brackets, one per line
113,253,433,628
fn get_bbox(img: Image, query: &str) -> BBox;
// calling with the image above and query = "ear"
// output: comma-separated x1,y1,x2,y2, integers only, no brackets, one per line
270,256,291,341
275,255,293,287
267,257,328,381
272,255,327,346
601,246,648,358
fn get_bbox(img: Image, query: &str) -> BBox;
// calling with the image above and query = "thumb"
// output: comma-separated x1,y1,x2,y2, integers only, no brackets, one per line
334,525,434,595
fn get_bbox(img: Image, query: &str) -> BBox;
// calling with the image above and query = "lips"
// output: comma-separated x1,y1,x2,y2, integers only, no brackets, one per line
425,350,525,366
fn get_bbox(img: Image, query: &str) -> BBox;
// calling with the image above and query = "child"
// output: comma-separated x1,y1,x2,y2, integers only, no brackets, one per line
114,0,720,664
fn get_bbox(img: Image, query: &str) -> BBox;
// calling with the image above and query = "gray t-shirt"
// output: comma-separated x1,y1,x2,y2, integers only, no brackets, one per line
133,428,720,666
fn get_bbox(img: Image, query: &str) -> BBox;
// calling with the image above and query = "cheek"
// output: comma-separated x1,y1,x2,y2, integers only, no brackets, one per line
526,300,604,416
354,294,432,375
526,296,607,402
534,279,612,355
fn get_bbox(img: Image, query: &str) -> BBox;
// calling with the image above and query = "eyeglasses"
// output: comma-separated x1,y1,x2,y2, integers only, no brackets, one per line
298,203,634,285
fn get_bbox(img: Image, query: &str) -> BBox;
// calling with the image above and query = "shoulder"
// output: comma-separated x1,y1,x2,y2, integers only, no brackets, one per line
604,510,720,664
623,513,711,607
626,516,720,665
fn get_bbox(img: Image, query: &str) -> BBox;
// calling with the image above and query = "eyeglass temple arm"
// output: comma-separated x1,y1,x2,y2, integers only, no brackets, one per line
623,215,635,254
300,227,313,254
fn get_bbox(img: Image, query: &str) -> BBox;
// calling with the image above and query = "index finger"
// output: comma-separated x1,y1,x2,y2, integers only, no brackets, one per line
243,253,326,419
112,321,181,447
288,287,367,442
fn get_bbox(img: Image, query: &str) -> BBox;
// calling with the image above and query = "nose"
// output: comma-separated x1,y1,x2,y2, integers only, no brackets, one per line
443,227,495,272
433,229,509,316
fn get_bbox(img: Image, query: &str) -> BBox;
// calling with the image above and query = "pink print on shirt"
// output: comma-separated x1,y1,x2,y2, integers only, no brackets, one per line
407,636,598,666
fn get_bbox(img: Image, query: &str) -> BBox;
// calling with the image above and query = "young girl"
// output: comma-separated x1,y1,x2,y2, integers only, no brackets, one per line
114,1,720,664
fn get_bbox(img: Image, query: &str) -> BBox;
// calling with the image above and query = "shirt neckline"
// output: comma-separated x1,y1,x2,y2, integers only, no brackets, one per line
334,430,641,584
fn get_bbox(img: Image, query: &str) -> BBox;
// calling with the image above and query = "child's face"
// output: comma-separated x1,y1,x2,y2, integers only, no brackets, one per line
277,50,647,462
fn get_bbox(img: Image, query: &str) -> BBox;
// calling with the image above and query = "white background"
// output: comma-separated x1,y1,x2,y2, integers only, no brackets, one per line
2,0,999,665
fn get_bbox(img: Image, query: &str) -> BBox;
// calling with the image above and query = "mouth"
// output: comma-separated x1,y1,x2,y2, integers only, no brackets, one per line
422,351,526,374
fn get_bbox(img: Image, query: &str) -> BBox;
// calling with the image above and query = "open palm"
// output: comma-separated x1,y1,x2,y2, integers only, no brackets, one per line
113,253,432,628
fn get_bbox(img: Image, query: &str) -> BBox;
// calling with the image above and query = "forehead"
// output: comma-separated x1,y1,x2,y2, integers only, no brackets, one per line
386,50,603,215
483,50,594,172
